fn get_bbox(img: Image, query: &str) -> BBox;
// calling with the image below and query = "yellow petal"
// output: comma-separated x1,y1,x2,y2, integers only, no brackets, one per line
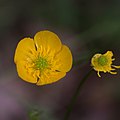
34,31,62,54
104,51,113,57
91,54,101,67
36,71,66,85
54,45,73,72
104,51,113,61
16,61,37,83
14,38,36,63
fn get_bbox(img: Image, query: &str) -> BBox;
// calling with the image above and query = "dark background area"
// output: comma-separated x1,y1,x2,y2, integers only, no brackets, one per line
0,0,120,120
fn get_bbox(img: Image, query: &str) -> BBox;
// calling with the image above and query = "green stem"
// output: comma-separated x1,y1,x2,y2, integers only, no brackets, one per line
64,69,93,120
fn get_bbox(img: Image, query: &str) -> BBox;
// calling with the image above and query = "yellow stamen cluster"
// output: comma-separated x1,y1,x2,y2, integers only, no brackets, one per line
34,57,48,70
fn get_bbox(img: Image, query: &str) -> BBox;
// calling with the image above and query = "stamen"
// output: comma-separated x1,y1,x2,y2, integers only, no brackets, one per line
110,71,117,74
97,71,101,77
112,65,120,69
98,56,108,66
55,70,60,72
34,57,48,70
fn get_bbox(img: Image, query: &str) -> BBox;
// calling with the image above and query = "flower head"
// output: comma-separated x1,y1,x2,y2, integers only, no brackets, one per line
91,51,120,77
14,30,73,85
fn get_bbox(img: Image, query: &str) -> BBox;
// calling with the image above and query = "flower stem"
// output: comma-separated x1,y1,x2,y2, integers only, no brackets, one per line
64,69,93,120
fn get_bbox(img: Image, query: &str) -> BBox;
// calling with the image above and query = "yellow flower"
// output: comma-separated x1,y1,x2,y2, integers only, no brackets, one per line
91,51,120,77
14,30,73,85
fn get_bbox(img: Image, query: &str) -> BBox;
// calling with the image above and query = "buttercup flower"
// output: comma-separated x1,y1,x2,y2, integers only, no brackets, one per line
91,51,120,77
14,30,72,85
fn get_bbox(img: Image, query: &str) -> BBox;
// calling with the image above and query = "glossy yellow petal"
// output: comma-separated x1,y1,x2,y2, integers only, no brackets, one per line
16,61,37,83
36,72,66,85
54,45,72,72
91,54,101,67
34,31,62,54
104,51,113,58
104,51,113,65
14,38,36,63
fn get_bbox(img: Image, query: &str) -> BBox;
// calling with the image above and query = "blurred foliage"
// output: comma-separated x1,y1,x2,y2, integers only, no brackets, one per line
28,107,56,120
29,108,41,120
0,0,120,52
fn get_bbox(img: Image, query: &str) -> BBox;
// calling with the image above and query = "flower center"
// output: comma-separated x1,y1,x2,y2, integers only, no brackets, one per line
98,56,108,66
34,57,48,70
